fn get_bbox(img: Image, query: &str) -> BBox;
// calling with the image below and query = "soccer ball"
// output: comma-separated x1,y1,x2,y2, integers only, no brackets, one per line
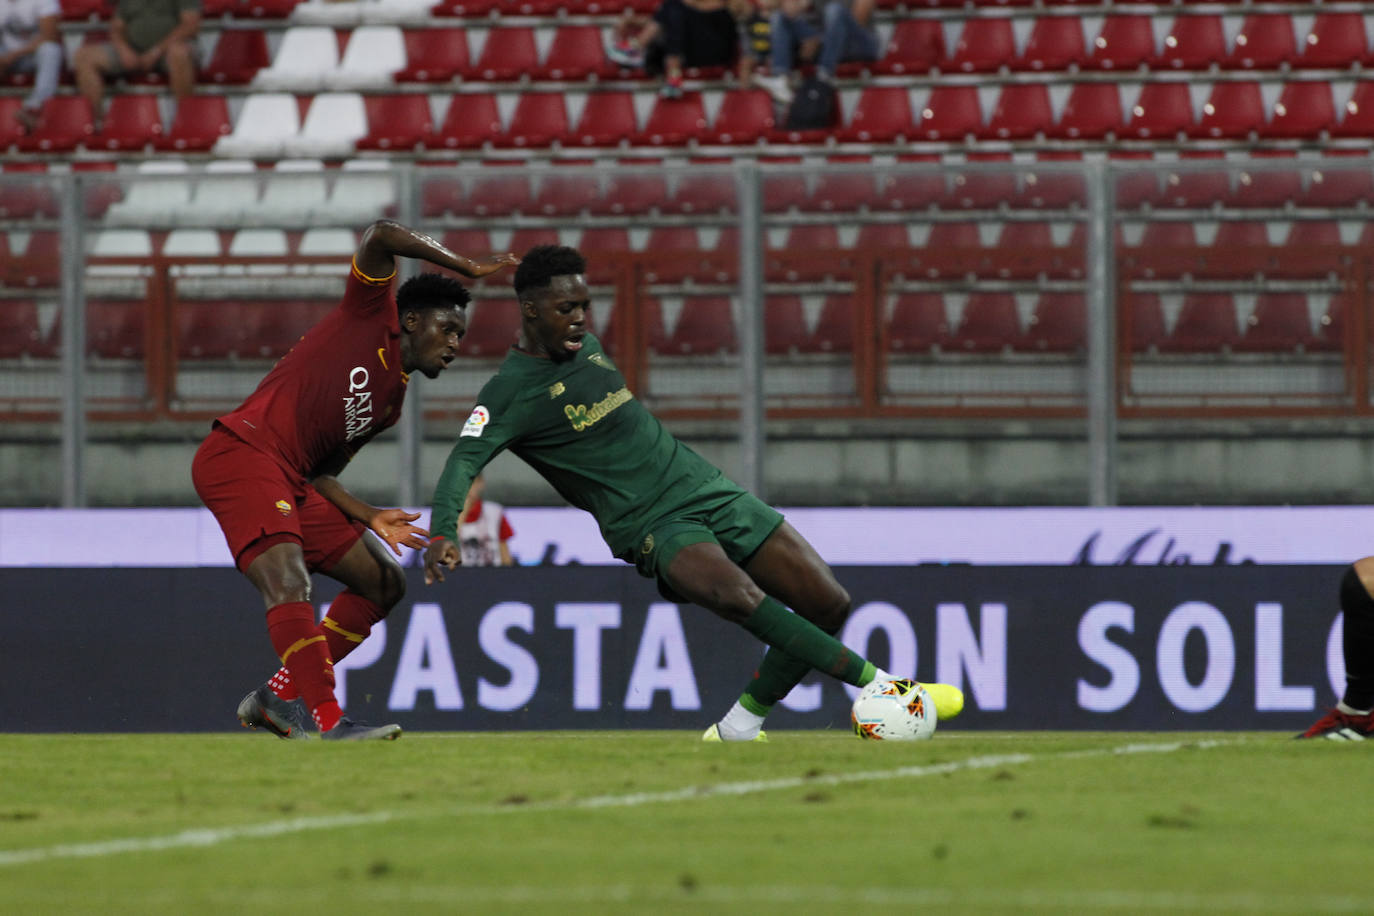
851,678,938,741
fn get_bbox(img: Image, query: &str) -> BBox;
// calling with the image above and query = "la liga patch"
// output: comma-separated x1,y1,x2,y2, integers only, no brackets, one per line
461,405,490,438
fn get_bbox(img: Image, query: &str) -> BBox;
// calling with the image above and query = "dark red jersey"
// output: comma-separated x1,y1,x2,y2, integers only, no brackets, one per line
216,262,408,478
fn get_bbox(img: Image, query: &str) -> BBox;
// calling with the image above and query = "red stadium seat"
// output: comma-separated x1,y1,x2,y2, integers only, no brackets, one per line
764,295,808,355
1235,293,1315,353
1112,151,1162,209
1084,16,1155,71
1127,292,1168,353
1019,152,1087,210
571,91,639,148
1135,221,1196,248
993,221,1057,280
1052,83,1124,140
810,158,879,212
887,293,950,354
498,92,569,148
1017,16,1086,71
461,300,522,358
0,163,57,218
16,96,94,152
1189,81,1265,140
1332,82,1374,139
455,166,533,216
1263,81,1336,140
1303,156,1374,208
600,293,669,357
666,295,736,355
705,89,774,145
467,28,539,82
1124,82,1195,140
535,26,620,81
203,30,270,84
432,0,499,16
506,227,560,258
577,226,632,284
944,153,1016,209
59,0,108,20
877,155,944,211
1226,14,1297,69
177,301,266,361
88,95,162,151
915,86,982,141
596,166,670,215
981,84,1052,140
86,299,145,360
635,92,708,146
951,293,1020,353
396,30,470,83
434,93,503,150
357,94,433,151
642,226,703,284
1313,293,1346,352
1151,15,1227,70
1159,293,1240,353
805,294,854,354
924,221,982,252
874,19,944,75
762,167,810,212
0,300,55,359
839,86,914,142
531,168,600,216
1296,14,1368,70
153,96,231,152
1265,221,1344,279
442,229,494,260
0,97,27,151
669,162,736,215
1020,293,1086,354
946,17,1015,73
420,171,464,217
205,0,299,17
854,222,909,252
768,224,843,283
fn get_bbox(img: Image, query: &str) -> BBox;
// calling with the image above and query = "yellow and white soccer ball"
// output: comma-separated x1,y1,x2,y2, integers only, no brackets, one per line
851,678,938,741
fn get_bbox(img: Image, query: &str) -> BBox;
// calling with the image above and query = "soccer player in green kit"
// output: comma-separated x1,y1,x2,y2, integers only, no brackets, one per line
423,245,962,740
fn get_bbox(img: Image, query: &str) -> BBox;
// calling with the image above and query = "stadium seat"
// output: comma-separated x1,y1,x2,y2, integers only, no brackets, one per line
188,159,260,223
396,29,469,82
86,299,145,360
287,92,368,157
1020,292,1086,354
153,95,231,152
247,301,326,359
600,294,669,357
635,92,708,146
256,159,328,222
763,294,808,355
1160,151,1231,208
1190,81,1265,140
0,97,28,151
1132,220,1196,249
1084,15,1155,71
1159,293,1240,352
531,168,600,216
162,227,222,260
704,89,773,145
327,160,398,222
982,84,1052,140
58,0,107,20
945,17,1015,73
1124,82,1195,140
944,153,1016,209
887,293,950,354
468,28,539,82
571,91,639,148
951,292,1020,353
1296,14,1368,70
577,226,633,284
536,26,620,81
877,156,944,211
8,231,60,287
839,86,914,142
1226,14,1297,70
762,166,810,212
1263,81,1335,140
105,161,195,227
203,30,271,84
1204,221,1270,278
177,301,261,361
1019,152,1087,209
251,26,337,90
462,299,523,358
356,94,433,151
915,85,982,141
642,226,704,284
1127,292,1168,353
854,222,910,253
1234,293,1315,353
455,166,534,216
0,163,57,218
665,295,736,355
810,159,879,212
1265,221,1344,279
1227,152,1303,208
1151,15,1227,70
212,92,299,158
16,96,93,152
923,221,982,253
767,224,842,283
595,167,670,215
1051,83,1124,141
432,0,499,17
668,162,736,214
85,94,160,151
330,26,407,90
1313,293,1346,352
1018,16,1086,71
802,294,853,354
1303,157,1374,207
0,300,54,359
227,228,290,258
498,92,569,148
435,93,503,150
874,19,944,75
1332,82,1374,139
205,0,299,17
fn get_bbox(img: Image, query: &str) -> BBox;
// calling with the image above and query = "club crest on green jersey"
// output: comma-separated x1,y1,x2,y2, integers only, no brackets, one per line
587,352,616,371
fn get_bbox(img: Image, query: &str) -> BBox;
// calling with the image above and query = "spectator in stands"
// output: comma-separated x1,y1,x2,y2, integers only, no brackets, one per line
72,0,202,131
0,0,63,133
607,0,750,99
457,474,515,567
754,0,878,105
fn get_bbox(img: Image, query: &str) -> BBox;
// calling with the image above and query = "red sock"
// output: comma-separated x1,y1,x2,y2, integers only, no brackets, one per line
266,592,385,702
265,601,341,732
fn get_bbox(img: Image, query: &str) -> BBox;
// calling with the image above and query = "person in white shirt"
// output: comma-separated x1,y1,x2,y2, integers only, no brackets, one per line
458,474,515,567
0,0,63,132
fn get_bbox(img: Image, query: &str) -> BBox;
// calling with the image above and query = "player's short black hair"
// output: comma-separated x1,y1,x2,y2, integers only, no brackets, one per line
396,272,471,316
513,245,586,298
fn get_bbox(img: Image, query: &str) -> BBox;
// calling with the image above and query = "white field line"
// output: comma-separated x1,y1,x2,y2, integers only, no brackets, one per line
0,738,1235,868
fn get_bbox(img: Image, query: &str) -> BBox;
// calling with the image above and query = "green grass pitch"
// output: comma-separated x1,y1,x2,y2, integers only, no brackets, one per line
0,730,1365,915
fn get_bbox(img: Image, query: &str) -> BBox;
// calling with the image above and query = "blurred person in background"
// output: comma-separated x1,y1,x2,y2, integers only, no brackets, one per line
607,0,750,98
0,0,63,133
72,0,201,130
458,474,515,567
753,0,878,105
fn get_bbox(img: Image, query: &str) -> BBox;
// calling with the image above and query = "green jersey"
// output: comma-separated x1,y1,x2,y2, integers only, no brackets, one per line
430,334,726,559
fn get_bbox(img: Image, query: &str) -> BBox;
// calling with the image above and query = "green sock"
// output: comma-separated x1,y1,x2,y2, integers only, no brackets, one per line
737,597,875,713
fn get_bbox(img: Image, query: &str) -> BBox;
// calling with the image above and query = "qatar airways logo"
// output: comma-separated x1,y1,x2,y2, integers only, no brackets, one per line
344,366,374,441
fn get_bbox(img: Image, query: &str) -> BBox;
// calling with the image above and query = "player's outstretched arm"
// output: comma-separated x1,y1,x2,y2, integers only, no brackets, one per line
423,538,462,584
354,219,519,282
312,474,429,557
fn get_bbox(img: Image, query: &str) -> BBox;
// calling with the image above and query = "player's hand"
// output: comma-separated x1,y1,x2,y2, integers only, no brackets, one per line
458,253,521,278
424,537,462,585
369,508,429,556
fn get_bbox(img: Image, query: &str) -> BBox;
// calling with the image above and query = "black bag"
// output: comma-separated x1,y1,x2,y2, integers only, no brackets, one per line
785,78,837,130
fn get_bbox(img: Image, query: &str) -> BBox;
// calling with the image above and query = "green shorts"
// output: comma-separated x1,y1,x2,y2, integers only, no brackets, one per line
622,488,784,602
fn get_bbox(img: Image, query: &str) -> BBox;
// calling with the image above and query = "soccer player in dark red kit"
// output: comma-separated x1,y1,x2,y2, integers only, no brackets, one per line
192,219,518,741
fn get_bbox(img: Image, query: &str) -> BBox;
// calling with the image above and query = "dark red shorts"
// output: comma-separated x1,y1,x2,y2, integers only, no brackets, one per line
191,424,364,573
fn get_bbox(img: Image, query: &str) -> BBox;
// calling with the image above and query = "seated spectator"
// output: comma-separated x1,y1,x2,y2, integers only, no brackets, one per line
72,0,201,130
0,0,63,133
458,474,515,567
608,0,748,99
754,0,878,104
